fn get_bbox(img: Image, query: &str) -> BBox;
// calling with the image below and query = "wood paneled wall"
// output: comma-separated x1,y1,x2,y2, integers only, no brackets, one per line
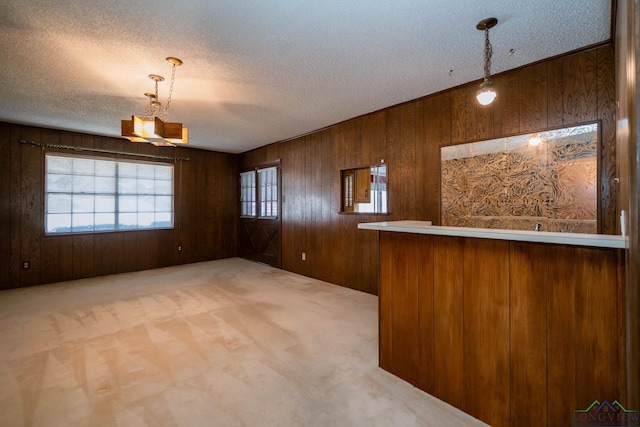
239,44,617,295
0,122,238,289
379,231,626,427
616,0,640,410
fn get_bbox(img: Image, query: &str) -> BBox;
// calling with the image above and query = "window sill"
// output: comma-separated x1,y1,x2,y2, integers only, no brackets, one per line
338,211,391,216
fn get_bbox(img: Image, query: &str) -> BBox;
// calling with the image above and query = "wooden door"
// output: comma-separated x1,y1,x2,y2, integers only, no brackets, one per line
239,162,282,268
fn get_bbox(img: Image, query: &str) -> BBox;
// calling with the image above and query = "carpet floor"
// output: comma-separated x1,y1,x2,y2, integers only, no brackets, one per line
0,258,487,427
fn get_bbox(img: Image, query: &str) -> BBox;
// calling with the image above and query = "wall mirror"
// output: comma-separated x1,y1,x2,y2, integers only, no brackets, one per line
341,164,388,213
440,123,598,233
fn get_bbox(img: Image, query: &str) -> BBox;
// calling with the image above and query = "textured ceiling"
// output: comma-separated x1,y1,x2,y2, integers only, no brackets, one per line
0,1,611,153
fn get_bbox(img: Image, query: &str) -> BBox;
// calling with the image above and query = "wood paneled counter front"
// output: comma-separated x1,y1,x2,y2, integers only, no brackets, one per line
358,221,627,427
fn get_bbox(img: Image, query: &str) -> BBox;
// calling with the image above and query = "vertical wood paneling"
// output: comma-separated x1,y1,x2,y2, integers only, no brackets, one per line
464,86,479,143
20,127,43,286
379,231,392,370
379,236,624,427
99,233,119,275
293,139,307,274
547,56,565,128
463,238,510,426
597,45,617,235
73,235,94,279
328,127,343,286
519,62,549,131
400,103,417,219
388,232,420,385
0,123,12,288
432,236,464,408
474,86,493,141
386,107,402,218
509,242,548,427
59,235,74,282
40,237,60,284
319,129,332,284
426,93,449,224
574,247,621,407
307,133,321,279
450,87,466,144
416,234,434,393
546,244,576,427
493,72,520,136
415,100,426,221
563,50,598,124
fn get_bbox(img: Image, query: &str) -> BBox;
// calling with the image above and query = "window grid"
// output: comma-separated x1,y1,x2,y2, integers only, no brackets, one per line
258,167,278,218
240,171,256,217
45,154,174,234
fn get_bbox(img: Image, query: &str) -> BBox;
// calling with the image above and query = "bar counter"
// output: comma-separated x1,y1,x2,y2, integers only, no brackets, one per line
359,220,627,427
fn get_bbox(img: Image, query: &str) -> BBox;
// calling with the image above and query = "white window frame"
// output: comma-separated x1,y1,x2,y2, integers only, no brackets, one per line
240,170,257,217
239,165,279,219
45,153,174,234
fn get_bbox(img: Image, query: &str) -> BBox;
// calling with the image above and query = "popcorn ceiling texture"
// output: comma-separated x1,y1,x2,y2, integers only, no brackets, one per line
0,0,610,153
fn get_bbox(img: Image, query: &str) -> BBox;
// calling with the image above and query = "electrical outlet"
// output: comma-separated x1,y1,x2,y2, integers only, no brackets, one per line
22,261,30,269
177,245,183,252
301,252,306,261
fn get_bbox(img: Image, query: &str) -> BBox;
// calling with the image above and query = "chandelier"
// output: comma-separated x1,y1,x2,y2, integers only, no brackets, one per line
475,18,498,106
121,57,188,146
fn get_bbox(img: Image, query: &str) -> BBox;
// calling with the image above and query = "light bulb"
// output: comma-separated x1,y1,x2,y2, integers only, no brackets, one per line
476,85,497,105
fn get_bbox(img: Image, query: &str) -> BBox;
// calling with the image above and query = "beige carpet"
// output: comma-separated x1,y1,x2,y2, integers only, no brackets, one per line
0,258,487,427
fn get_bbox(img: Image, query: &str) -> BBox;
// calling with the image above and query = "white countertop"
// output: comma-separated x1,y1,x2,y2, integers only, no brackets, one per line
357,220,628,249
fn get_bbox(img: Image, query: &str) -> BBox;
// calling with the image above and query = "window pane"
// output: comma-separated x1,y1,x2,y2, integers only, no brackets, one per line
156,196,172,212
119,163,137,178
73,158,94,175
95,160,116,176
155,166,172,180
47,156,72,173
137,164,155,179
137,179,155,195
138,195,155,212
72,213,94,231
137,212,155,227
47,194,71,214
118,178,137,194
155,212,172,227
95,213,115,230
47,214,71,233
119,213,137,229
119,195,137,212
73,195,94,213
47,174,72,193
95,177,116,193
155,180,172,195
95,195,115,212
73,175,94,193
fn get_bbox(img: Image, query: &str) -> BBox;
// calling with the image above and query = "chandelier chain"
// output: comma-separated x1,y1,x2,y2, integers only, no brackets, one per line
163,63,177,121
483,28,493,81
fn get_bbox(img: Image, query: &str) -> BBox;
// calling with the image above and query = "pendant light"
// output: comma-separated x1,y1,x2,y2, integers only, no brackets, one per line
121,57,188,146
476,18,498,106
